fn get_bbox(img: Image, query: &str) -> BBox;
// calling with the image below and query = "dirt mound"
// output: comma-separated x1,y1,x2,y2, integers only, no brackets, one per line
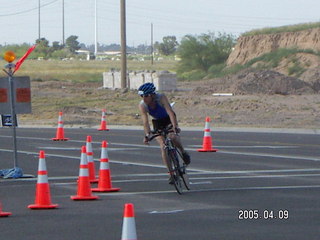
192,69,315,95
300,68,320,92
228,69,314,94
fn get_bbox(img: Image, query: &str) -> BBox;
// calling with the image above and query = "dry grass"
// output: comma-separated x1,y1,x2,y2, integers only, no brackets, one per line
0,59,178,82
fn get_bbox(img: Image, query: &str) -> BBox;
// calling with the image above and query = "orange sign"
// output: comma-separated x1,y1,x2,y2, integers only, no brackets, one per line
16,88,31,103
0,88,8,102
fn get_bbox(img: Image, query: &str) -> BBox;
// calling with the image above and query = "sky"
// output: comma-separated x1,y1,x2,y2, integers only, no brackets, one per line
0,0,319,47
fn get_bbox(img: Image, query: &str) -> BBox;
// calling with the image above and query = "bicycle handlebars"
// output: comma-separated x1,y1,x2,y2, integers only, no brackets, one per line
146,125,176,142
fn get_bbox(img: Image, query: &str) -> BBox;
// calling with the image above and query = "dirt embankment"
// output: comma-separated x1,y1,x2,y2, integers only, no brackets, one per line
227,28,320,66
222,27,320,94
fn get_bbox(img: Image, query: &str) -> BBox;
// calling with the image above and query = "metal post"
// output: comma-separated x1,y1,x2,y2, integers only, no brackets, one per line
94,0,98,57
62,0,65,45
5,63,18,168
120,0,127,88
38,0,41,40
151,23,154,65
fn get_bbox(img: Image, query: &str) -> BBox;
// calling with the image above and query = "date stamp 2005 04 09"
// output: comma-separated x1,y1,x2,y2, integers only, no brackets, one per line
238,209,289,220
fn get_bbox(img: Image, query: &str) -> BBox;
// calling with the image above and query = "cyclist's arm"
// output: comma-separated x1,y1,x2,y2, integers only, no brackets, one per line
160,95,179,131
139,103,151,137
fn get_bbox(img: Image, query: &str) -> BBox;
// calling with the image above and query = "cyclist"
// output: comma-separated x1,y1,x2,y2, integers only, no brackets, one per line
138,82,191,184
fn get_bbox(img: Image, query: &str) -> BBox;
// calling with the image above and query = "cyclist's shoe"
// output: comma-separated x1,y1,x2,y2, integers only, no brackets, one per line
168,175,174,185
182,151,191,166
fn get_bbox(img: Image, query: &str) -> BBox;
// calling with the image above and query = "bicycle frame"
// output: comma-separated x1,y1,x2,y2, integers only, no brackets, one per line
148,127,190,194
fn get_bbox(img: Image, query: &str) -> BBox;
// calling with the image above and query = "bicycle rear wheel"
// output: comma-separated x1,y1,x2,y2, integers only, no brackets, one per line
168,150,183,194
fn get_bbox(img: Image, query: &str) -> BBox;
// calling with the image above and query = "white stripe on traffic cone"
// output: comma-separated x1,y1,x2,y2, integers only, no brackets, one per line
197,116,218,152
28,151,58,209
71,146,98,200
86,136,98,183
92,141,120,192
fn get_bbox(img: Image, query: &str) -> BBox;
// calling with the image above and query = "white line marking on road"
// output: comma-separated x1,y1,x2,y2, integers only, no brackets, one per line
93,184,320,196
187,168,320,175
39,146,139,151
97,190,176,196
113,143,320,162
218,150,320,161
189,173,320,181
190,145,298,149
190,181,212,185
7,172,320,183
39,147,81,150
1,134,319,161
149,210,184,214
1,148,320,177
190,185,320,193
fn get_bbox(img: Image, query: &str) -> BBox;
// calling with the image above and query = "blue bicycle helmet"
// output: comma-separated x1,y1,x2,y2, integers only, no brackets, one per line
138,82,156,96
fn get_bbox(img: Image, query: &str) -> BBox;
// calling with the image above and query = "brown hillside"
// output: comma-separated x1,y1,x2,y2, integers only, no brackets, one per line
224,27,320,93
227,28,320,66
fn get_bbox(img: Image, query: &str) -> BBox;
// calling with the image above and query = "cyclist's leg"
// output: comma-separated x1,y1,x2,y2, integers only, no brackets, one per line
155,136,175,184
155,136,172,172
169,133,184,151
169,133,191,165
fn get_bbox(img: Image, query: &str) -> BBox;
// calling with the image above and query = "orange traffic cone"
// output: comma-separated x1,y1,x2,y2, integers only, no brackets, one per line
52,112,69,141
98,109,109,131
92,141,120,192
121,203,137,240
197,117,218,152
71,146,98,200
28,151,59,209
86,136,98,183
0,202,12,217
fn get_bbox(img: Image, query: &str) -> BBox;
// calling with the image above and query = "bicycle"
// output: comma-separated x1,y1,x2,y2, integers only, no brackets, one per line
147,126,190,194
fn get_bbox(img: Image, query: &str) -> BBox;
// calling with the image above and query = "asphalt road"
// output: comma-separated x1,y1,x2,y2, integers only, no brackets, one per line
0,127,320,240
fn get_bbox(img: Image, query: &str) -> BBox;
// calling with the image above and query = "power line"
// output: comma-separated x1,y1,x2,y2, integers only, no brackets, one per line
0,0,59,17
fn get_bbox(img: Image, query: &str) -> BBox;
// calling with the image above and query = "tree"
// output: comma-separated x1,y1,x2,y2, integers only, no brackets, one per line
52,41,63,51
158,36,178,56
35,38,50,57
65,35,81,53
177,32,236,75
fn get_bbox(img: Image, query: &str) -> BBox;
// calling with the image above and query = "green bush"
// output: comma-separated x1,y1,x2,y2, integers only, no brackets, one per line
178,69,207,81
177,32,236,78
207,64,227,78
288,62,306,77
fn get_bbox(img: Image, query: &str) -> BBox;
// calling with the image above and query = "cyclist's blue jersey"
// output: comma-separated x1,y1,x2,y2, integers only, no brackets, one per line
140,93,168,119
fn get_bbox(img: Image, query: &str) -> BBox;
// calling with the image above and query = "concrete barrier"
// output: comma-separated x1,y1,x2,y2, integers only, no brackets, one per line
103,71,177,91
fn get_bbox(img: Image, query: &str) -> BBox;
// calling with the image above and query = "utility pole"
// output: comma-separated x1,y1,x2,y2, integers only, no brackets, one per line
120,0,127,88
151,23,154,65
95,0,98,56
62,0,65,45
38,0,41,40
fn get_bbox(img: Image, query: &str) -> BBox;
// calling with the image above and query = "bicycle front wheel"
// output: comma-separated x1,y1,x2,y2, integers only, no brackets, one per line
176,150,191,190
168,150,183,194
180,164,191,190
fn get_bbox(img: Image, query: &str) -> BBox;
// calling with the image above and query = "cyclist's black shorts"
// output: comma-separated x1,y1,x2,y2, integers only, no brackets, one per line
152,116,172,132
